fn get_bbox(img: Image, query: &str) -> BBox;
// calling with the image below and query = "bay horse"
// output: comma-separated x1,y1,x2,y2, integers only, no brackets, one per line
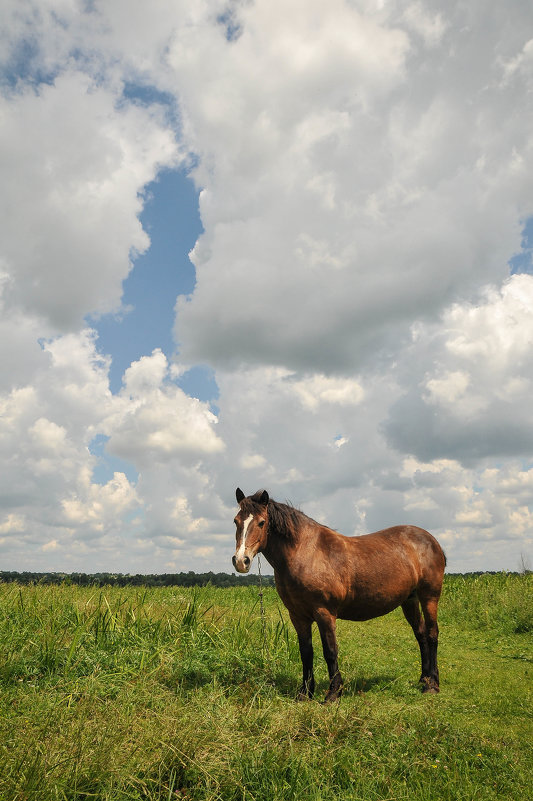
232,488,446,702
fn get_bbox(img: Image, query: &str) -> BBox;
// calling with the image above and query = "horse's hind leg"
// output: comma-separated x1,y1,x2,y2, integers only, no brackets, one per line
419,594,440,693
401,592,439,694
315,609,343,703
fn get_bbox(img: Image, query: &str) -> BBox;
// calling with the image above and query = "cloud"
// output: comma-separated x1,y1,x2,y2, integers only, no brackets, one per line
291,375,365,411
106,349,224,465
174,0,533,373
0,331,224,570
386,275,533,463
0,514,25,535
62,471,139,532
212,365,399,505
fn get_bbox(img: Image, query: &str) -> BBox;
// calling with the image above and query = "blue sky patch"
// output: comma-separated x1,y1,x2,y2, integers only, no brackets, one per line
89,434,139,486
92,167,203,394
509,217,533,275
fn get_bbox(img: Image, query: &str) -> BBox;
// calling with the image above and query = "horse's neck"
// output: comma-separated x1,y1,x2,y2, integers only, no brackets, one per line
262,517,308,573
262,534,290,574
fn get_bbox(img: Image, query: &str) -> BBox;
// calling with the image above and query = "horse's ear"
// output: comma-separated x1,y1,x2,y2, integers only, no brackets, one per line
236,488,245,504
259,489,269,506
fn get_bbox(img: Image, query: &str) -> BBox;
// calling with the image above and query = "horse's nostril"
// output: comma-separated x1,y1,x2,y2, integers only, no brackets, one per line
232,556,237,568
243,556,250,567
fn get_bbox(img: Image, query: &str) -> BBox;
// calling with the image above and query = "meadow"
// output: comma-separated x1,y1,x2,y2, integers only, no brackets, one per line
0,573,531,800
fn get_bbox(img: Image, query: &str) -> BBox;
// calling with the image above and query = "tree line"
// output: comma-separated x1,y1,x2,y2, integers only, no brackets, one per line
0,570,276,588
0,570,525,588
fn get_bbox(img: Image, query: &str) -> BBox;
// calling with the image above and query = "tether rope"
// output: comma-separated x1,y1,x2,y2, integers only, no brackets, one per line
257,554,267,655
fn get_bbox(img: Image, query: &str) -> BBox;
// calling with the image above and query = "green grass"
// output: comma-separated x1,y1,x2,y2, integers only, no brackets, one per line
0,574,531,800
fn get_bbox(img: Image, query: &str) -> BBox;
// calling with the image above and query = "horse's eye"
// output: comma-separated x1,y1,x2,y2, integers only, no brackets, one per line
258,520,265,528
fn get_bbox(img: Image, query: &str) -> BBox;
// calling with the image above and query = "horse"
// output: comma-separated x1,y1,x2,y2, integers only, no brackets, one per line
232,488,446,702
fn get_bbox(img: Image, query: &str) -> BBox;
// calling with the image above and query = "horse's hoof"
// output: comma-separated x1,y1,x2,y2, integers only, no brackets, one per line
421,678,439,694
323,687,343,704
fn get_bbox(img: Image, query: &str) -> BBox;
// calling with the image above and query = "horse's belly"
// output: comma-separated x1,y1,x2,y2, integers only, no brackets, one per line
339,603,399,622
338,593,407,621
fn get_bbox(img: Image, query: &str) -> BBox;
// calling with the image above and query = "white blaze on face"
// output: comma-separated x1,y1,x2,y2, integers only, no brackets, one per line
236,514,254,562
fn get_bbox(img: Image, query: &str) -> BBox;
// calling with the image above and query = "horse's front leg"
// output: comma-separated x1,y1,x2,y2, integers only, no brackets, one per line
289,614,315,700
315,609,343,703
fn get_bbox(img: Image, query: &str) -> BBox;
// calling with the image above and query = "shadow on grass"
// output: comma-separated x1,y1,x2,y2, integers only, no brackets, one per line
270,673,403,699
159,657,404,702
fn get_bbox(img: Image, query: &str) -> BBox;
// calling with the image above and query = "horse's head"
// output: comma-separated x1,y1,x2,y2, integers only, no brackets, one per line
232,487,269,573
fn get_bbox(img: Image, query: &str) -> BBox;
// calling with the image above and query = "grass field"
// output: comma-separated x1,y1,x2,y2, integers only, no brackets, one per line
0,573,531,800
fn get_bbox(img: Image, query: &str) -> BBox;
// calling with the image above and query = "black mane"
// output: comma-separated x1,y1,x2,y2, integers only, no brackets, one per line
267,499,318,539
239,490,320,540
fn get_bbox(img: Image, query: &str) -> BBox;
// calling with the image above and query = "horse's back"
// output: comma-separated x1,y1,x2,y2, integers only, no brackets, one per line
347,525,445,584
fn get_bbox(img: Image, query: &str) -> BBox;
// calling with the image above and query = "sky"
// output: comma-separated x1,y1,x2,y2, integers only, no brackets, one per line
0,0,532,576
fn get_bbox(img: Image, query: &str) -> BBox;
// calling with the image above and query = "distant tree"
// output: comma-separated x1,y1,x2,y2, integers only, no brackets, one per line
519,552,532,574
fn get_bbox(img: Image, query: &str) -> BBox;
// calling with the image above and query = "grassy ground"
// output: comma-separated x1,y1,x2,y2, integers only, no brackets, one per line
0,574,531,800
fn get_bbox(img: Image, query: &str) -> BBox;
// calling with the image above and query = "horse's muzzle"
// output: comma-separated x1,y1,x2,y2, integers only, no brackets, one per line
232,553,251,573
